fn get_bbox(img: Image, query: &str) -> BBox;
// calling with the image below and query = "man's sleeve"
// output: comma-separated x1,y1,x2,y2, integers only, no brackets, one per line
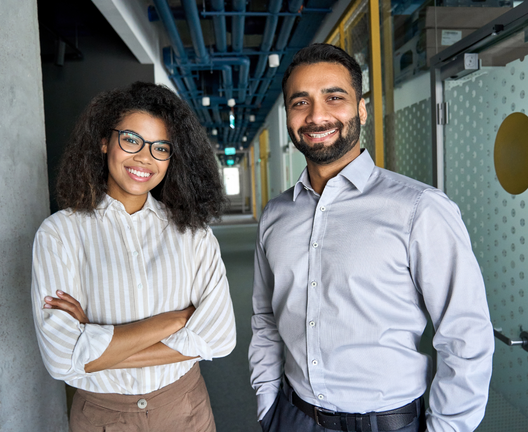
248,217,285,421
162,228,236,360
31,226,114,381
409,189,494,432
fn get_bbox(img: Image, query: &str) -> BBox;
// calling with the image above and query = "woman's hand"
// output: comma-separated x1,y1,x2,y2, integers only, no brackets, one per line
44,291,90,324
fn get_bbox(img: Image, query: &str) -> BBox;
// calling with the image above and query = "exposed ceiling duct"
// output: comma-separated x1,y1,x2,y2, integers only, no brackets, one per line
149,0,337,152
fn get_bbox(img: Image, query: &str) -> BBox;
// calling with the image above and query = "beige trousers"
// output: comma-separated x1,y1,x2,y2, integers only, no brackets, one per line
69,363,215,432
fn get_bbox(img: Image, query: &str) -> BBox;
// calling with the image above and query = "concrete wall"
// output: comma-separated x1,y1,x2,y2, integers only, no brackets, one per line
0,0,69,430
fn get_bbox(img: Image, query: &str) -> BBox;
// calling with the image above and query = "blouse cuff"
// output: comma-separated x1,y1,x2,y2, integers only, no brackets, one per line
72,323,114,375
162,327,213,361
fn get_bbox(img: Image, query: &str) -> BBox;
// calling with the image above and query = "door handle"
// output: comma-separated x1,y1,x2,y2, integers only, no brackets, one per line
493,328,528,352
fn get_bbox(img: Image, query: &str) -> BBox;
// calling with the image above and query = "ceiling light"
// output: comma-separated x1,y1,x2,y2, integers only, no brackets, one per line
249,115,256,122
227,98,236,107
202,96,210,106
212,128,218,136
268,54,280,68
242,136,247,142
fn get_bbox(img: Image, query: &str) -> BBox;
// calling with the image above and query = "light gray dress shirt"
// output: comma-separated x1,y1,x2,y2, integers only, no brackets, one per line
249,150,494,432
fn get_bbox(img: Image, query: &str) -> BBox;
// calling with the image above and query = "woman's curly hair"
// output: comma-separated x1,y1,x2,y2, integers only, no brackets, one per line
56,81,227,232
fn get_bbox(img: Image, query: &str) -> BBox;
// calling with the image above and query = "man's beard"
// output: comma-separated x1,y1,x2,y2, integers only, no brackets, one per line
288,115,361,165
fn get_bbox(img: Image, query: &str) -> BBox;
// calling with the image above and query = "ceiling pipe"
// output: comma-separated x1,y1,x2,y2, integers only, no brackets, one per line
154,0,204,121
232,0,246,53
255,0,305,106
210,0,226,53
246,0,282,104
181,0,210,64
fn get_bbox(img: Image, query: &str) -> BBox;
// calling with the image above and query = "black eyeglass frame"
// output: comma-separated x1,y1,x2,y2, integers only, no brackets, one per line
111,129,174,161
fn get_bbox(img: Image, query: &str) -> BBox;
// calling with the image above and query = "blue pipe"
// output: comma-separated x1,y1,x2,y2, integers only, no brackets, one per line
255,0,305,106
155,0,204,121
232,0,246,53
181,0,210,64
210,0,226,53
246,0,282,104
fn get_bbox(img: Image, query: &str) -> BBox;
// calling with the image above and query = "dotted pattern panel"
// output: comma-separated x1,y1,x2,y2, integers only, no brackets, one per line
444,60,528,422
390,99,433,185
360,101,375,159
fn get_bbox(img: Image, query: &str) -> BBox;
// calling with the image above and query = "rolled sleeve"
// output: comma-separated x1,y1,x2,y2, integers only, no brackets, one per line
409,189,494,432
162,228,236,360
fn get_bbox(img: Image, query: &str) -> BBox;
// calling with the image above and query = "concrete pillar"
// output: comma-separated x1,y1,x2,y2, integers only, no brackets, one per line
0,0,69,430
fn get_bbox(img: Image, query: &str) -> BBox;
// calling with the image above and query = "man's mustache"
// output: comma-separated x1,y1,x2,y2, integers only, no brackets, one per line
298,121,344,135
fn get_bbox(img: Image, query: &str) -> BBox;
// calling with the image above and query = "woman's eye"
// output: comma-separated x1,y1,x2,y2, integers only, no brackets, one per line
123,134,140,145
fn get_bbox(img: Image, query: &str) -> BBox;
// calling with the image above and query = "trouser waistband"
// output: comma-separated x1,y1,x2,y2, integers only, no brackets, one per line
75,362,200,412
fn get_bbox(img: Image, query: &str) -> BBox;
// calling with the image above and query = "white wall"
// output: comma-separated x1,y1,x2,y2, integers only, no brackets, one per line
0,0,68,430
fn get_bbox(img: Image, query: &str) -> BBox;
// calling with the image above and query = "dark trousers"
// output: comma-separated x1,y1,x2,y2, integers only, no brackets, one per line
260,388,426,432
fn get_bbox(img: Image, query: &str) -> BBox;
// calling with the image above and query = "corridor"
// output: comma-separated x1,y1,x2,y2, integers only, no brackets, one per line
202,221,260,432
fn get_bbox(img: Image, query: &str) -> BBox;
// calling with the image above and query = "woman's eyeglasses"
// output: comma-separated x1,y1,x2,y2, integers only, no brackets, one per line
112,129,174,161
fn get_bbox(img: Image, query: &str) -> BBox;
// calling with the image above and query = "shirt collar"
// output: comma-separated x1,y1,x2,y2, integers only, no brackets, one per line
292,149,375,201
96,193,168,221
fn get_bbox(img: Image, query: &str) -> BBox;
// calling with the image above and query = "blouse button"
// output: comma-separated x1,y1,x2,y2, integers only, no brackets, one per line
138,283,143,290
132,251,138,257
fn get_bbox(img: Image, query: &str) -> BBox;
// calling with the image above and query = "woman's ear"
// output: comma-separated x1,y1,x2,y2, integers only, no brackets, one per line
101,138,108,154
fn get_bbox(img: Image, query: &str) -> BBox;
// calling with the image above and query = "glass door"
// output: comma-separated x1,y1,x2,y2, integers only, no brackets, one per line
431,4,528,430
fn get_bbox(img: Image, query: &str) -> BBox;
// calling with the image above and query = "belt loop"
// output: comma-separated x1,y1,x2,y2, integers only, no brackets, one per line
369,413,379,432
355,416,363,432
340,413,348,431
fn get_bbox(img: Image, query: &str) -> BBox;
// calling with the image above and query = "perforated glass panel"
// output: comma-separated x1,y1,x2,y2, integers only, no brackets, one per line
444,58,528,426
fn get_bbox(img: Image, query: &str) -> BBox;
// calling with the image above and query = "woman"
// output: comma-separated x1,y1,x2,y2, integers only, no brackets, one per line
31,82,236,431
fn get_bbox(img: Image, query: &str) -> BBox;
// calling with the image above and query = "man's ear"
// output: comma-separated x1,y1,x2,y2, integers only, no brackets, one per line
358,98,367,126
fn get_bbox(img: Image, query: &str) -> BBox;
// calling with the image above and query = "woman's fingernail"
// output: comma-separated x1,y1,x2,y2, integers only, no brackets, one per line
57,290,64,295
44,296,53,302
43,304,52,309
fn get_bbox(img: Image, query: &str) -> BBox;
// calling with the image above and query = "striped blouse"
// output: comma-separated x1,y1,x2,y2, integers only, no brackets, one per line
31,193,236,395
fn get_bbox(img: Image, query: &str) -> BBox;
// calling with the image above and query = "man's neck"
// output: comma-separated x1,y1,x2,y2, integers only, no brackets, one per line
306,147,361,194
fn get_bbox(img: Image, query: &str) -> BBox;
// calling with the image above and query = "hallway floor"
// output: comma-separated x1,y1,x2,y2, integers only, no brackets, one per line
201,222,260,432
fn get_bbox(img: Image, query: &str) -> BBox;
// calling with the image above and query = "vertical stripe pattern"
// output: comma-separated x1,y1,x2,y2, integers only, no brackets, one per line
32,193,236,395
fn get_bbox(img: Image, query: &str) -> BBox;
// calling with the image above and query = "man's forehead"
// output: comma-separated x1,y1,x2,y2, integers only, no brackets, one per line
286,62,353,92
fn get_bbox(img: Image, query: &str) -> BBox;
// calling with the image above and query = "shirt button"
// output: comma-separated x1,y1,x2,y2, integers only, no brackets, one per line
312,242,318,248
309,321,315,327
320,206,326,212
311,281,317,287
312,359,318,365
132,251,138,257
318,394,324,400
138,283,143,290
137,398,147,409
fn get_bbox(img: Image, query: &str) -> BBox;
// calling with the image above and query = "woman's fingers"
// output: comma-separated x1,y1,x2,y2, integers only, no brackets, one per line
43,291,90,324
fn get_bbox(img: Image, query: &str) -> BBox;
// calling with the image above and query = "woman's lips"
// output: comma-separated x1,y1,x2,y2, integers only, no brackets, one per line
126,167,154,182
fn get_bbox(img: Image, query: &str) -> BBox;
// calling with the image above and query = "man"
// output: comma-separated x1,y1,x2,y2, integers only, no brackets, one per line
248,43,494,432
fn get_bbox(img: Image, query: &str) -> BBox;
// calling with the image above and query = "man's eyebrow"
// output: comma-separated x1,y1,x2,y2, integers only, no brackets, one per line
288,91,309,103
323,86,348,94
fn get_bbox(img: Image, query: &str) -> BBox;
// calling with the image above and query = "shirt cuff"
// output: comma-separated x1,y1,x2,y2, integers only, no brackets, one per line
257,392,280,421
72,323,114,375
162,327,213,361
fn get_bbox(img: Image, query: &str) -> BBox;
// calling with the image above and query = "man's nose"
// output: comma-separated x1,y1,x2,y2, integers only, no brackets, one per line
305,100,330,124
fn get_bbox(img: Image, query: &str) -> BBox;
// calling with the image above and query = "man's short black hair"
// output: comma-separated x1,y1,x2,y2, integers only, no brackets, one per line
282,43,363,103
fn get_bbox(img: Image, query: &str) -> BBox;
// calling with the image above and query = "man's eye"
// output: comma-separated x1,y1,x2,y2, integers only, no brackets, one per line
292,101,306,107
